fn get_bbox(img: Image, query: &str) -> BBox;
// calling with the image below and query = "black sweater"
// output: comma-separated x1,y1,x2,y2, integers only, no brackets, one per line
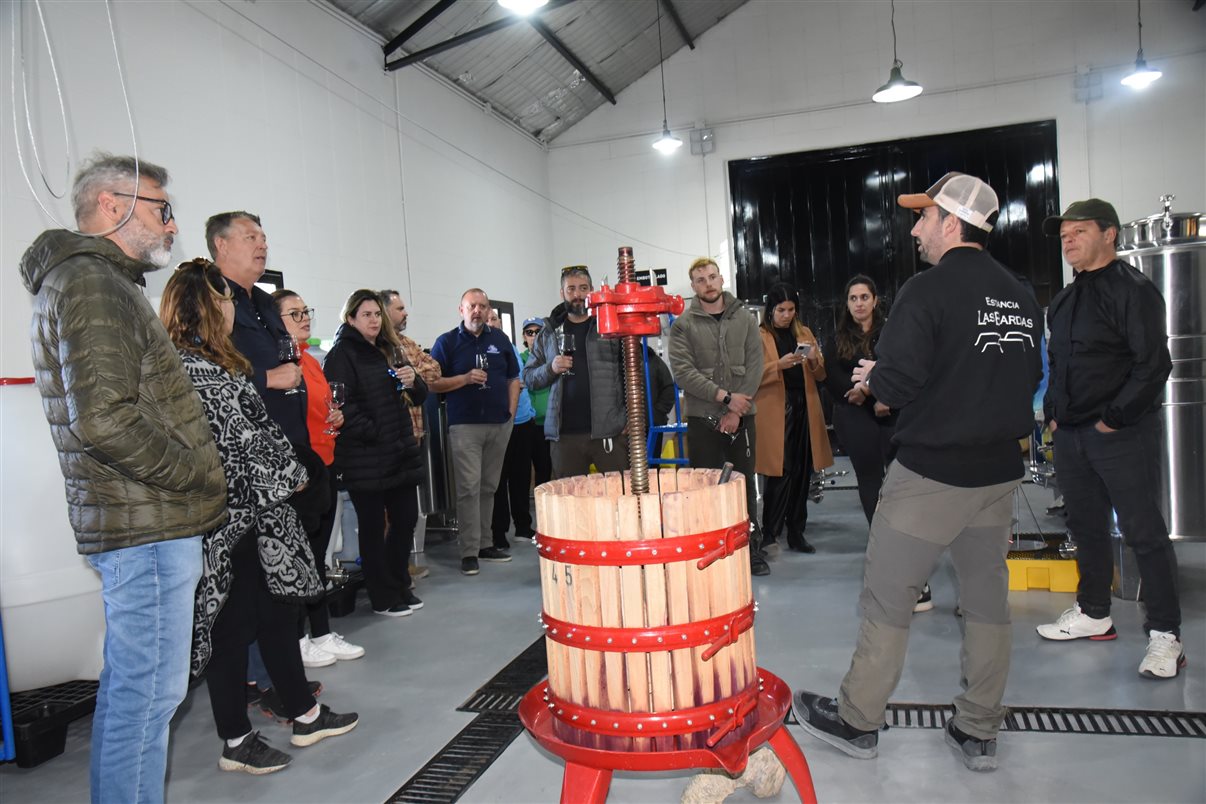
323,324,428,492
869,247,1043,487
1043,259,1171,429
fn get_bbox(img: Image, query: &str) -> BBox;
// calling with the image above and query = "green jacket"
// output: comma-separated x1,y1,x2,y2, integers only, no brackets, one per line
668,291,763,419
20,230,227,554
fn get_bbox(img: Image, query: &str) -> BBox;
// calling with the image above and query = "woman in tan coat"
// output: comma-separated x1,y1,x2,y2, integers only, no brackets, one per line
754,283,834,553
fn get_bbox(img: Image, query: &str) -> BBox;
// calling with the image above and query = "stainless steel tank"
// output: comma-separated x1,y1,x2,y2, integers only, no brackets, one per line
1117,195,1206,542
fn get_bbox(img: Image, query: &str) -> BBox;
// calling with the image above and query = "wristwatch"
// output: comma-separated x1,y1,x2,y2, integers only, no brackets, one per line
722,391,732,406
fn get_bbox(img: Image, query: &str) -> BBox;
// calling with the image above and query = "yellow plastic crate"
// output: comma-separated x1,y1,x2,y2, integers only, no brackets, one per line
1007,556,1079,592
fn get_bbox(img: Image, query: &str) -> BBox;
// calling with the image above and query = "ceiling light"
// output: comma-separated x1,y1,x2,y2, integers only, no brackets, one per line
651,0,680,155
1121,0,1162,89
498,0,548,16
653,127,682,154
872,0,922,104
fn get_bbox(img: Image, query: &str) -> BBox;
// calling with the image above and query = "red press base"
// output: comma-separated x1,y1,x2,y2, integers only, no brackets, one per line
518,668,818,804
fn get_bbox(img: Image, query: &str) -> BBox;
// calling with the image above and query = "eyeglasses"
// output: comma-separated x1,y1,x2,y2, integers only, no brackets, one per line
110,192,173,225
523,328,541,336
284,307,314,322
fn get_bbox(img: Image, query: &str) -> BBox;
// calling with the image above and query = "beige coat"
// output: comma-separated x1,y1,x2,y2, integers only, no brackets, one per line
754,326,834,477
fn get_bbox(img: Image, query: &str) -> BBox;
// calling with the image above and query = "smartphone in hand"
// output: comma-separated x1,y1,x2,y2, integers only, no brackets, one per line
794,342,813,357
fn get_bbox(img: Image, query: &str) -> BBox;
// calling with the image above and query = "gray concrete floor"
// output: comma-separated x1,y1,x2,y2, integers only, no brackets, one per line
3,458,1204,803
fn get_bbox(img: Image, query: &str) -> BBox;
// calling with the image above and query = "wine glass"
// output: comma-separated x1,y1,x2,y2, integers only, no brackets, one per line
324,382,345,435
277,337,301,395
475,352,490,390
557,331,575,376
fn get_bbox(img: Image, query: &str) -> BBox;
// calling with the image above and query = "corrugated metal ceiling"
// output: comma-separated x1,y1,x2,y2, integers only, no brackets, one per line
324,0,749,141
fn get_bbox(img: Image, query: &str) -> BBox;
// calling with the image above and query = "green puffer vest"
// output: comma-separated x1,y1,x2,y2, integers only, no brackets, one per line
20,230,228,554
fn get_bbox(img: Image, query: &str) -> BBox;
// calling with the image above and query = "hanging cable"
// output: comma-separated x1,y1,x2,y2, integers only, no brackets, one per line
11,0,141,237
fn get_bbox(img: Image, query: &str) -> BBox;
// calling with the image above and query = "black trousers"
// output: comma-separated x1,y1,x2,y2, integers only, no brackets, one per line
550,432,628,479
207,534,314,739
491,418,539,546
686,415,760,547
833,403,896,525
1054,414,1180,635
533,429,552,487
347,485,417,612
300,467,338,639
761,388,811,546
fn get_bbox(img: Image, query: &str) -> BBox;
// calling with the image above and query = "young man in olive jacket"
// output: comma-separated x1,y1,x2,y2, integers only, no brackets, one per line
1036,199,1182,679
668,258,770,577
21,154,227,803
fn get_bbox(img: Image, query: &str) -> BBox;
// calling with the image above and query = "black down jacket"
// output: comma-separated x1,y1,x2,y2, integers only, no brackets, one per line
323,324,427,492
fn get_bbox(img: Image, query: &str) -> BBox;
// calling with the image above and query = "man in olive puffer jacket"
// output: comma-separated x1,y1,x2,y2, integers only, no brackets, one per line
20,153,226,803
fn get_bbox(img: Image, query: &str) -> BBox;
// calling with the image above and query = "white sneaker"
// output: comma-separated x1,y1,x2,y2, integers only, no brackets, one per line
1138,630,1186,679
1036,605,1116,641
299,636,337,668
311,632,365,662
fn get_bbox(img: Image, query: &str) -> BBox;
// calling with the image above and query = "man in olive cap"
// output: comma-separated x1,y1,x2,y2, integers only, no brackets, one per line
1036,199,1182,679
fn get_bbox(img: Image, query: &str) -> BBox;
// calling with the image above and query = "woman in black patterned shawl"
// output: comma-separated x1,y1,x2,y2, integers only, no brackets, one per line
160,260,357,773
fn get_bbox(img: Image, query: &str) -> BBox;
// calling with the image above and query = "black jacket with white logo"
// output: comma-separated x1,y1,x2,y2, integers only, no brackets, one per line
870,247,1043,487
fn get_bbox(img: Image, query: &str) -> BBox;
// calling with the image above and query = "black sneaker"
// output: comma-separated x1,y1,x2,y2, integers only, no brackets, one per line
257,682,323,721
245,682,263,707
478,547,512,562
219,731,292,774
373,603,412,617
403,592,424,610
461,557,480,575
944,720,998,771
792,690,878,759
913,583,934,613
291,704,359,747
750,553,771,576
493,534,511,550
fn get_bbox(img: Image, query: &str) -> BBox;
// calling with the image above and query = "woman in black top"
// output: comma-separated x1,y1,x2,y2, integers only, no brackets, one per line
323,290,428,617
823,275,896,525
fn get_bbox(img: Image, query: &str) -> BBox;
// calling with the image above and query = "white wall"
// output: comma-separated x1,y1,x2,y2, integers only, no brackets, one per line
0,0,552,687
1,0,554,368
548,0,1206,295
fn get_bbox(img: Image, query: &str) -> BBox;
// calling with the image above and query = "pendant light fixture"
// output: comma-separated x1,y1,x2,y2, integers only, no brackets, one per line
651,0,682,154
498,0,548,15
871,0,923,103
1121,0,1162,89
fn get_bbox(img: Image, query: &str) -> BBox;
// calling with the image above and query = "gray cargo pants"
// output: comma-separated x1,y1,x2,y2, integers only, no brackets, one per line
838,461,1019,740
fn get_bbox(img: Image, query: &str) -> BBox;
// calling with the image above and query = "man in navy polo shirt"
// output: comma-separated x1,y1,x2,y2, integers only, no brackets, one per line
430,288,520,576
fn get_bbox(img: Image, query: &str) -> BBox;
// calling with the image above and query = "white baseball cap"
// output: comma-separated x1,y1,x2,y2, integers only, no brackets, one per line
898,172,999,232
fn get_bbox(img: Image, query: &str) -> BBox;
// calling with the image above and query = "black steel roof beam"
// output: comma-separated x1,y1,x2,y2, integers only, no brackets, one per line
527,17,617,105
385,0,579,72
660,0,694,50
384,0,460,57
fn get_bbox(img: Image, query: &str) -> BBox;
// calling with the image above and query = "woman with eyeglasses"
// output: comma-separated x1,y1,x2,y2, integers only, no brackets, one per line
272,290,364,666
753,283,833,553
322,290,428,617
160,259,357,774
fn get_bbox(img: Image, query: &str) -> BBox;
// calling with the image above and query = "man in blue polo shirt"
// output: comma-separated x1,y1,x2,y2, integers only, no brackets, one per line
430,288,521,576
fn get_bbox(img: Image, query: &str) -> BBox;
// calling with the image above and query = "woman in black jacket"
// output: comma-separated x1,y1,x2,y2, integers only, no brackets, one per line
823,275,896,525
323,289,428,617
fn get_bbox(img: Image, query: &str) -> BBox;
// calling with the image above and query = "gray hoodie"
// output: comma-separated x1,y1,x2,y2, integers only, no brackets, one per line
668,291,763,419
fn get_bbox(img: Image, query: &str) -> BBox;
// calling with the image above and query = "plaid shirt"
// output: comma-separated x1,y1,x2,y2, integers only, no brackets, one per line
399,334,442,438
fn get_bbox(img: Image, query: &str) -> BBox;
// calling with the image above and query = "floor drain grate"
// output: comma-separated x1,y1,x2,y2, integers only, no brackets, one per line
457,637,547,713
385,712,524,803
788,703,1205,738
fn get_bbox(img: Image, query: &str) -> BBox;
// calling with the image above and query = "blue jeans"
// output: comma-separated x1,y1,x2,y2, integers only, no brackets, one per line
86,536,202,804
